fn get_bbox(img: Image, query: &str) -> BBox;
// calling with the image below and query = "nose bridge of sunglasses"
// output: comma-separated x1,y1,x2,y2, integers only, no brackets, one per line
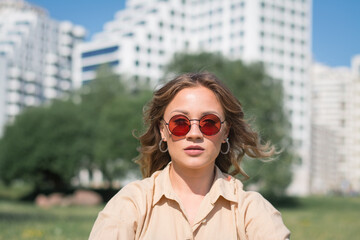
189,119,201,124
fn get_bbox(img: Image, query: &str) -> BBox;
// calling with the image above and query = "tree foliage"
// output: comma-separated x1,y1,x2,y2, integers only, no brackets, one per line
164,52,297,196
0,64,151,190
0,100,84,190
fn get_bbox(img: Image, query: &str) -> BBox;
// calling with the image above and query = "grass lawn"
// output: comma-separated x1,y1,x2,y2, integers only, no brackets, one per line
0,196,359,239
280,196,360,239
0,200,102,240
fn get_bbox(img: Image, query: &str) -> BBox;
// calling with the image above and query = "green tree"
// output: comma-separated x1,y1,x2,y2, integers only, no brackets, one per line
0,64,152,191
0,100,84,191
73,64,128,178
94,88,151,184
76,64,151,185
164,52,297,196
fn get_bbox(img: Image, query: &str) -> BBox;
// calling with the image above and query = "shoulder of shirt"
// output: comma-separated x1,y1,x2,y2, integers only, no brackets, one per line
223,174,273,209
110,170,159,203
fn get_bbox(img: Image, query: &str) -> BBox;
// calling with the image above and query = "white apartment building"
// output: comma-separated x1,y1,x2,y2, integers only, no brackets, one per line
73,0,312,195
0,0,85,135
311,56,360,194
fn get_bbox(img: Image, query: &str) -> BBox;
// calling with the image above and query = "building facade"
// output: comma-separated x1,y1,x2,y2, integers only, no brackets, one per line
73,0,312,194
310,55,360,194
0,0,85,135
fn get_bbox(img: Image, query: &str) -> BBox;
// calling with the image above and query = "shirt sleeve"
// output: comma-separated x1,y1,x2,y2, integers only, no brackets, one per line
88,182,145,240
241,192,291,240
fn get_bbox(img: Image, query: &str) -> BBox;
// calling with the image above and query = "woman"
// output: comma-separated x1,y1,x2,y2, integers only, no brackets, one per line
89,72,290,239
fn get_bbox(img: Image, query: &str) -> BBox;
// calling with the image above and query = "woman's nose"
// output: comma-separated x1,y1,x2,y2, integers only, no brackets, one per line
186,122,203,139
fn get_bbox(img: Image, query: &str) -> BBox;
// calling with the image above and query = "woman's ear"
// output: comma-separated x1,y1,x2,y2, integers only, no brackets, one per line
223,123,231,143
159,120,167,141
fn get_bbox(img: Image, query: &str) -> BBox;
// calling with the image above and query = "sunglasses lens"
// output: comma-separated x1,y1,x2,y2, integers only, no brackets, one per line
199,114,221,135
168,115,190,136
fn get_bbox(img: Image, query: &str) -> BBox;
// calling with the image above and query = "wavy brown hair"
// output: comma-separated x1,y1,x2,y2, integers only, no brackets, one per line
136,72,275,178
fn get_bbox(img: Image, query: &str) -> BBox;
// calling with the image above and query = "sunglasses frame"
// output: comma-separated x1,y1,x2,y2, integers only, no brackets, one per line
164,114,225,136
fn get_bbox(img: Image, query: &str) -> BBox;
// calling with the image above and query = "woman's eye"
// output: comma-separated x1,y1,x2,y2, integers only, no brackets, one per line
174,119,187,125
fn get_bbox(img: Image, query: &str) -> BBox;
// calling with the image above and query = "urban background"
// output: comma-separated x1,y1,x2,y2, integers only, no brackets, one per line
0,0,359,239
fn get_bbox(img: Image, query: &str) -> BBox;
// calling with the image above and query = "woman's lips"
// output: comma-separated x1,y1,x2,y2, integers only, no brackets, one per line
184,145,204,156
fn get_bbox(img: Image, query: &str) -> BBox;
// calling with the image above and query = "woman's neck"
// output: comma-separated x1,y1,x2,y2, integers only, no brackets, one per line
169,162,216,196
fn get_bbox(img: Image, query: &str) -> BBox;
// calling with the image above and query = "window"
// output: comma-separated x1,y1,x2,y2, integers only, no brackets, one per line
15,21,30,25
82,60,119,72
123,32,134,37
136,21,146,25
81,46,119,58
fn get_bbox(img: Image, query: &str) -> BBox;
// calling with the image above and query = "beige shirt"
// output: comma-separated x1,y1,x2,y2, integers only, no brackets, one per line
89,164,290,240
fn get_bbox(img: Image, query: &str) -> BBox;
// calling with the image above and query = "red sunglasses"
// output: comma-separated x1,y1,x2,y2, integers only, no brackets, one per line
164,114,225,136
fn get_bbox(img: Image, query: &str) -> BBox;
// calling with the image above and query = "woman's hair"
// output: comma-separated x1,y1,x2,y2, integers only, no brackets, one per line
136,72,275,178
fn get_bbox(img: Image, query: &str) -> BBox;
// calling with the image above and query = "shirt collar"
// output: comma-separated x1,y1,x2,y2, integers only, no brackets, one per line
152,163,239,206
153,162,177,206
208,165,238,204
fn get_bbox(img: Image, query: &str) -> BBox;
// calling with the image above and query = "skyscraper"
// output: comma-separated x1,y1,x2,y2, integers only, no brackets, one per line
311,55,360,194
73,0,312,194
0,0,85,135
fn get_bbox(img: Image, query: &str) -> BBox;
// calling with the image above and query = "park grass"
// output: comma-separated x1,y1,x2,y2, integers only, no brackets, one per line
0,196,359,239
280,196,360,239
0,200,102,240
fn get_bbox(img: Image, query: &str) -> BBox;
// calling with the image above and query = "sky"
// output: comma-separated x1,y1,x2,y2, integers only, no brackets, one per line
27,0,360,68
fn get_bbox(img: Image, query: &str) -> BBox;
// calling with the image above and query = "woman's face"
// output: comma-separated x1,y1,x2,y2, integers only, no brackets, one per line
160,85,229,172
